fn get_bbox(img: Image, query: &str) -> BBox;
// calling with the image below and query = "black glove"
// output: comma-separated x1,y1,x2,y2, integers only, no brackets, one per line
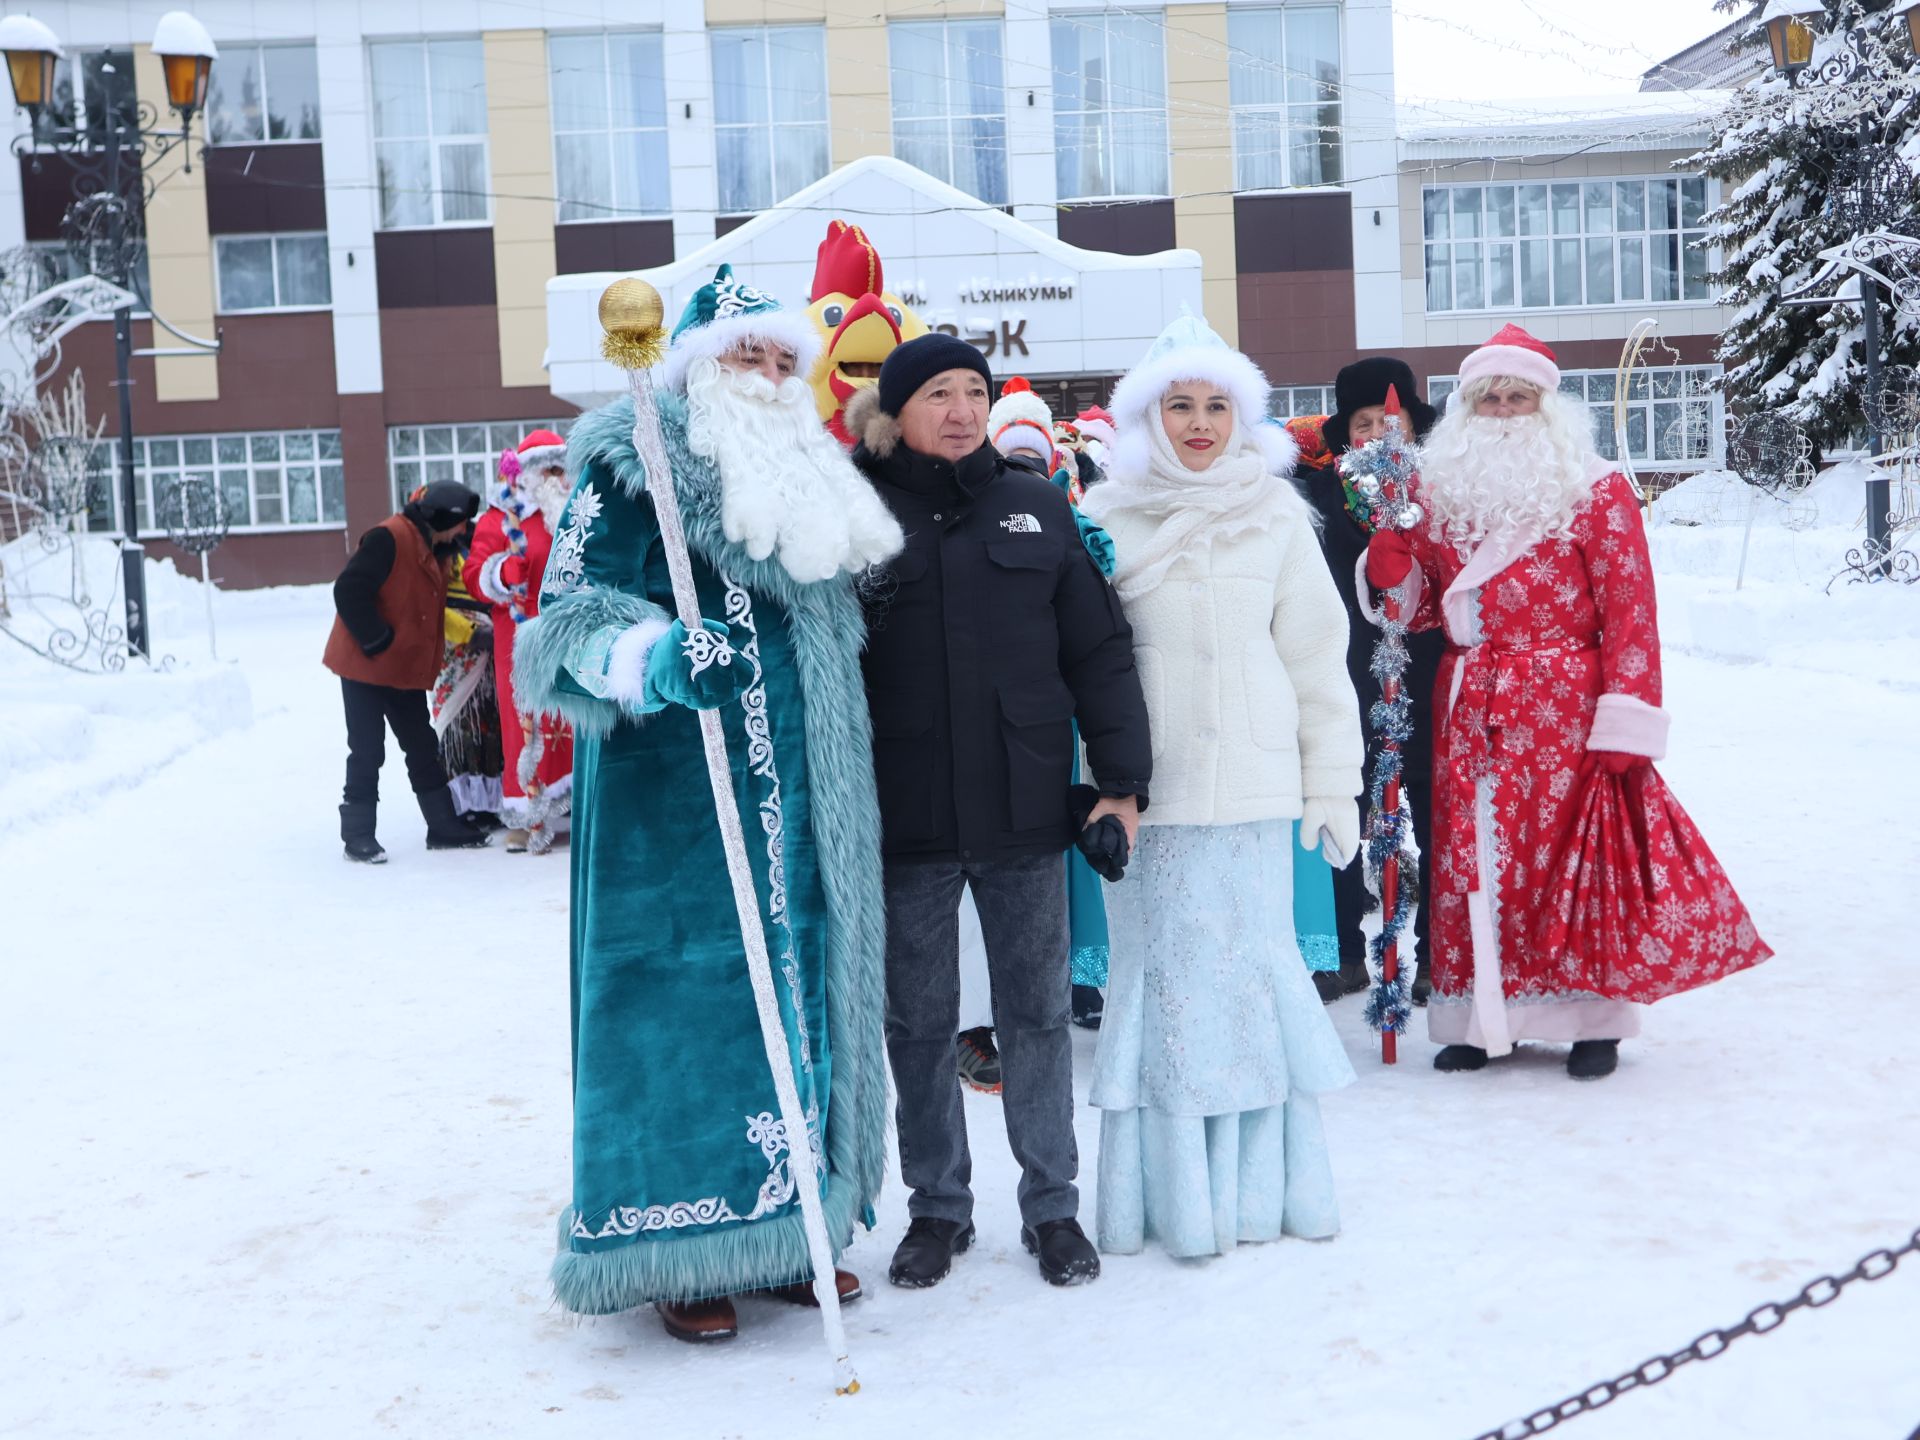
1069,784,1131,883
360,624,395,657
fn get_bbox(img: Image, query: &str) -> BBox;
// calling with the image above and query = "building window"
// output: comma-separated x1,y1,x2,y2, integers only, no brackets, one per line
206,44,322,144
1051,12,1168,200
550,31,670,222
35,48,137,149
889,20,1008,205
1269,383,1335,419
97,429,347,534
214,234,331,312
370,39,490,229
711,26,829,215
1422,178,1713,313
1429,365,1722,467
26,239,152,308
387,420,573,512
1228,6,1341,189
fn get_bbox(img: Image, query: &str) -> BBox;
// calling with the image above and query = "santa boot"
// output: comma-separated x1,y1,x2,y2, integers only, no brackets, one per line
1411,961,1433,1008
1567,1040,1619,1081
1433,1044,1488,1072
419,785,492,850
655,1296,738,1343
340,802,387,865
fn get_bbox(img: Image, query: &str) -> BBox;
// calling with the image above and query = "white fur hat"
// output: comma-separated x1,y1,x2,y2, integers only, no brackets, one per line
988,376,1056,462
1105,311,1295,482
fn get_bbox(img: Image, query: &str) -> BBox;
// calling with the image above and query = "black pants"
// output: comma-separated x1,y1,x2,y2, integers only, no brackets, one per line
341,678,446,805
883,852,1078,1229
1332,769,1434,968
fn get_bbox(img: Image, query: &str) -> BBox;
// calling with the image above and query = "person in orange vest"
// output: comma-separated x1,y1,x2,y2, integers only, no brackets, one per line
324,479,493,862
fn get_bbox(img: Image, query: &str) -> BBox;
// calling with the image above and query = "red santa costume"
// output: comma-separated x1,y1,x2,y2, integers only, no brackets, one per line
1369,326,1769,1075
462,430,576,844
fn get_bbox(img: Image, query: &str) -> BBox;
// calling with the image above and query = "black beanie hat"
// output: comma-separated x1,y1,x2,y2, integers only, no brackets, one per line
1322,356,1438,456
877,333,994,416
407,478,481,531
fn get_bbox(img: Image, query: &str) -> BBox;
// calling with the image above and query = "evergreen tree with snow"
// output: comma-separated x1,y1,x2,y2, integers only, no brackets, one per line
1692,0,1920,456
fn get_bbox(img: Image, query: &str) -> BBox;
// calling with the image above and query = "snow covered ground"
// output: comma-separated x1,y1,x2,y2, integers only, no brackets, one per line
5,487,1920,1440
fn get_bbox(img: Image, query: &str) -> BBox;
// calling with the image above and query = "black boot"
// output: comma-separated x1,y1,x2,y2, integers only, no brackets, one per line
888,1217,974,1289
1567,1040,1619,1081
1071,984,1104,1030
419,785,491,850
1023,1217,1100,1286
1411,961,1432,1008
1336,955,1371,996
340,802,387,865
1433,1044,1488,1072
1312,969,1344,1004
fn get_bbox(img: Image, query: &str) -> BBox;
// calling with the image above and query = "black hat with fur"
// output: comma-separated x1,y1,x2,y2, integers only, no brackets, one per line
1321,357,1439,456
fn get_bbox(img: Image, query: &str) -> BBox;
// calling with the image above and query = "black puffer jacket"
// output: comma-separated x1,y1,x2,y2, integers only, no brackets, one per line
852,424,1151,863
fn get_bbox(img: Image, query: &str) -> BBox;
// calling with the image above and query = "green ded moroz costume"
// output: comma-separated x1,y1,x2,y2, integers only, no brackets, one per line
514,266,903,1312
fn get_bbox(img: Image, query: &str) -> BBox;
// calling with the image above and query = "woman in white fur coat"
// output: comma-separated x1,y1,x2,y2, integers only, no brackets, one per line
1079,313,1363,1259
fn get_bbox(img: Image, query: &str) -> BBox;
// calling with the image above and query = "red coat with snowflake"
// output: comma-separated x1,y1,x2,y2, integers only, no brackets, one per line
1398,472,1768,1054
463,506,573,819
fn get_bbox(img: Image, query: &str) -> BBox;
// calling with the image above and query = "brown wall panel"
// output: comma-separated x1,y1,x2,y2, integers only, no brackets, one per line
715,214,752,239
555,219,675,274
1056,199,1177,257
378,303,576,426
148,528,350,590
205,143,329,234
18,154,92,241
339,391,394,539
373,228,497,308
1237,270,1360,388
1233,192,1352,273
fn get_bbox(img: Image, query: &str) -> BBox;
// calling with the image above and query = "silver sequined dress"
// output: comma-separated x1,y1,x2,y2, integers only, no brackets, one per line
1089,818,1357,1258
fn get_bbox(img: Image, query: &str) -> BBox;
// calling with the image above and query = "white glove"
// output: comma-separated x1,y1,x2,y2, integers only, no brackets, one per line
1298,797,1360,869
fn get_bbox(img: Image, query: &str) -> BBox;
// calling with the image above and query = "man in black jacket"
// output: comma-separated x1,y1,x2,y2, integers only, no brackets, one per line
845,335,1151,1290
1293,358,1445,1004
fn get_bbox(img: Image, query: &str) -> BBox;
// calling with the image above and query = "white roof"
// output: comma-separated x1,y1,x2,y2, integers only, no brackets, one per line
1398,90,1733,160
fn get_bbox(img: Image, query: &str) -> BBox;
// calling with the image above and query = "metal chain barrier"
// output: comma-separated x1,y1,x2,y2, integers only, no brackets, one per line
1469,1227,1920,1439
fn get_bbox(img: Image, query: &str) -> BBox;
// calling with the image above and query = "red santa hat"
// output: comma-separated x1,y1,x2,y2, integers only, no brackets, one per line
1074,405,1117,449
1457,323,1560,397
988,377,1057,464
517,428,568,473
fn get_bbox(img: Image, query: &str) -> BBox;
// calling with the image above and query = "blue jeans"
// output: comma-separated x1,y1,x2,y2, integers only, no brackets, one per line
883,853,1078,1229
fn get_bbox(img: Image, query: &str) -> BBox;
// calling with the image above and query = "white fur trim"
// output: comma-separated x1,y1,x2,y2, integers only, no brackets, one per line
516,443,567,473
1105,342,1289,484
660,311,823,394
477,550,514,605
1077,418,1116,448
1586,692,1670,760
1457,344,1560,396
994,419,1056,461
988,388,1053,436
606,617,672,704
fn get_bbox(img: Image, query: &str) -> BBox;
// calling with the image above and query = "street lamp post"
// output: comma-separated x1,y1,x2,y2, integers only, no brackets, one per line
1760,0,1920,570
0,11,216,660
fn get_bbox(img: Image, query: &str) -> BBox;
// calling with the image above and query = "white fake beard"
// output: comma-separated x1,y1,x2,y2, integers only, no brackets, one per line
530,470,571,527
684,357,904,583
1418,403,1600,555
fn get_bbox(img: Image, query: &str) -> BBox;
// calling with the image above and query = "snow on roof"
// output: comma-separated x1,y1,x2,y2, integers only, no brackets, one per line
1399,90,1733,159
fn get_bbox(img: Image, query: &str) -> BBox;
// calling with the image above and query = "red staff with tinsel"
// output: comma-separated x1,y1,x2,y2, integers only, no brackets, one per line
494,448,556,855
1336,386,1425,1064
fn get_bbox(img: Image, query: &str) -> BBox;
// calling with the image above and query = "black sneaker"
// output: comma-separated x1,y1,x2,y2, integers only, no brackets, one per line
888,1217,974,1289
1411,962,1433,1008
956,1027,1002,1094
1022,1217,1100,1286
1071,984,1104,1029
1433,1044,1489,1072
1567,1040,1619,1081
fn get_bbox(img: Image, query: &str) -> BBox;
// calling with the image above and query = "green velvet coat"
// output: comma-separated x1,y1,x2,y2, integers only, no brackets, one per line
514,394,888,1313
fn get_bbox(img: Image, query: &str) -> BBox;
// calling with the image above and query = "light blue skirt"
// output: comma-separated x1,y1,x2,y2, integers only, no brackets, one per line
1090,819,1356,1258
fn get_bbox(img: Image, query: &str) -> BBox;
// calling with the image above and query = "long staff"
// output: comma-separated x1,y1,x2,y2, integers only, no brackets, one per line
599,279,857,1395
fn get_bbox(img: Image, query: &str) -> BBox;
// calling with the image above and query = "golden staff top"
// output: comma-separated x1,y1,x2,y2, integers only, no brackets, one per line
598,277,670,372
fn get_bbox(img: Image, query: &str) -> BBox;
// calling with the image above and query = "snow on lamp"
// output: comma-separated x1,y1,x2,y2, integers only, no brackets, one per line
152,11,217,125
0,14,62,120
1761,0,1822,80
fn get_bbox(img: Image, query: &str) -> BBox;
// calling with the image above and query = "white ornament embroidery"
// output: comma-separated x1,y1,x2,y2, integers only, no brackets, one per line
544,483,603,595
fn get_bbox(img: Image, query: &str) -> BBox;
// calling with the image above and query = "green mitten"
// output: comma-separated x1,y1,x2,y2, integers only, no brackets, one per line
642,619,750,711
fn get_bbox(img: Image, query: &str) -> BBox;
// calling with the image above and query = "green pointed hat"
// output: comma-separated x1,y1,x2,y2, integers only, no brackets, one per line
662,263,822,391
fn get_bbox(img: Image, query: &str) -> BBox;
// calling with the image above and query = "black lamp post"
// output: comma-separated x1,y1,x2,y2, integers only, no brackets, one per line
0,10,217,660
1761,0,1920,572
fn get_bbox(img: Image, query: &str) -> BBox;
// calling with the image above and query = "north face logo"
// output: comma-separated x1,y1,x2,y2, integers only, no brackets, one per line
999,513,1041,534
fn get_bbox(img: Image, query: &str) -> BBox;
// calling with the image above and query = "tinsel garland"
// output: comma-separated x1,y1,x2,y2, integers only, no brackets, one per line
1336,408,1426,1042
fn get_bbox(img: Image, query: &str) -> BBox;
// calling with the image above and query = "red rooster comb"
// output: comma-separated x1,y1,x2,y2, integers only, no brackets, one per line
811,219,883,303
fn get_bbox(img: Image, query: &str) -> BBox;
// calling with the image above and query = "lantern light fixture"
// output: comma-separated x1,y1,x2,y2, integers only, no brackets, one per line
1760,0,1824,80
0,13,62,119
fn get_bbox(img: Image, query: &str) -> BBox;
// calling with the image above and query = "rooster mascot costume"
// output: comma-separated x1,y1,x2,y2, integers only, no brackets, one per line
805,220,929,445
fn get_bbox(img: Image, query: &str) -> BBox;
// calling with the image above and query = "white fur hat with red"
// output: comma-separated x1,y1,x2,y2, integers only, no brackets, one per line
1457,323,1561,396
517,428,568,473
988,377,1057,463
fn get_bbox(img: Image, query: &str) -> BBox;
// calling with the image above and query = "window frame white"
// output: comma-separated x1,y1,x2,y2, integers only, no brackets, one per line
205,42,323,146
212,232,334,315
887,18,1011,206
32,47,138,152
92,428,349,536
1226,5,1344,192
1268,383,1336,419
1421,176,1717,316
1050,9,1171,203
1429,364,1725,470
709,24,831,217
548,29,672,224
368,38,493,231
387,420,574,513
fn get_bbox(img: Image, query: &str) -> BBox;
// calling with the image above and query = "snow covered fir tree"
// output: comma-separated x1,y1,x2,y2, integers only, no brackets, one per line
1693,0,1920,457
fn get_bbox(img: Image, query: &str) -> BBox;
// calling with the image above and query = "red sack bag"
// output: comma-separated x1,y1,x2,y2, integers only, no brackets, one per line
1531,759,1771,1004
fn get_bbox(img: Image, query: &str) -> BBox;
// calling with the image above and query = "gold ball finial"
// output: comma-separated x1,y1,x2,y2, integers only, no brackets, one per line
598,278,668,370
